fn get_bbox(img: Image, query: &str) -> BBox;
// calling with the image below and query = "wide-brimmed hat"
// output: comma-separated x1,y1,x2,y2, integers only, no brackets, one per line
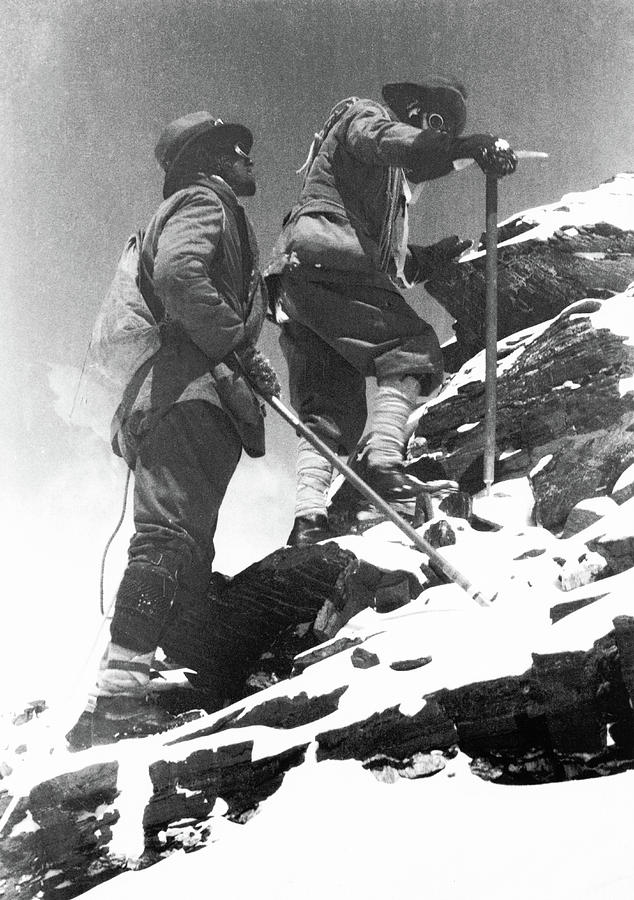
154,111,253,174
382,76,467,134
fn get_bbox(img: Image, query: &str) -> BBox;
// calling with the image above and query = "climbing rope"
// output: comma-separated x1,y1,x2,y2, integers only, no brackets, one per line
99,466,132,615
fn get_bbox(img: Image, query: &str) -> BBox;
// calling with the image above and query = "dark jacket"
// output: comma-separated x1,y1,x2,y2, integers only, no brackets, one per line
266,98,456,289
114,173,267,463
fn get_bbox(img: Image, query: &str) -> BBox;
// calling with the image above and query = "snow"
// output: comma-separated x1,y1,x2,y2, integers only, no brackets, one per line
585,284,634,349
83,753,634,900
407,278,634,443
613,462,634,495
529,454,553,478
472,476,536,528
107,744,154,861
5,193,634,895
459,172,634,262
618,374,634,397
565,495,634,545
5,464,634,898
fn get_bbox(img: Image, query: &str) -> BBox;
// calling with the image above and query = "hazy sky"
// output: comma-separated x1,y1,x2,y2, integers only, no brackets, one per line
2,1,633,692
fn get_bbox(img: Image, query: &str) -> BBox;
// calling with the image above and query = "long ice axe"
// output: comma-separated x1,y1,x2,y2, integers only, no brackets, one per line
483,171,498,493
482,150,549,494
265,393,494,607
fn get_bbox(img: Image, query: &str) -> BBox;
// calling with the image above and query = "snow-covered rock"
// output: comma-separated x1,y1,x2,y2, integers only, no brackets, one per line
3,175,634,900
425,173,634,366
410,283,634,531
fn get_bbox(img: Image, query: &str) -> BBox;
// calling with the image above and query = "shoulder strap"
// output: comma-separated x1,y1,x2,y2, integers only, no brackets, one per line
296,96,360,180
135,229,166,324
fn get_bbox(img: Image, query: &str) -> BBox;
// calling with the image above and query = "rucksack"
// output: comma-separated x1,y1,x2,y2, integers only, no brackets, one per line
295,96,359,181
72,231,162,440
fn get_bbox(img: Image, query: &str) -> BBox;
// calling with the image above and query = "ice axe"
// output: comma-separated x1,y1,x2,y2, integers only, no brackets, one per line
481,150,549,493
260,388,495,608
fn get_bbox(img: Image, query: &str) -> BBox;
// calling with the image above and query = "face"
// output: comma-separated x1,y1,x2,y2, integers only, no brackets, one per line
217,144,256,196
406,102,453,136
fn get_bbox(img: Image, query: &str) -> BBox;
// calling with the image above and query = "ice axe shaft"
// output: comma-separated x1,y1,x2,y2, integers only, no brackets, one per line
483,173,498,493
482,150,549,494
265,393,493,607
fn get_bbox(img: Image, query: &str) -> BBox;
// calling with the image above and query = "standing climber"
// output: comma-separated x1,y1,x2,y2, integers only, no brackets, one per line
265,76,517,546
67,111,279,748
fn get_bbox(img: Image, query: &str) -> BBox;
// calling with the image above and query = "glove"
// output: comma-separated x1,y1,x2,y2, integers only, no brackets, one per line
453,133,518,177
237,346,282,398
408,236,472,281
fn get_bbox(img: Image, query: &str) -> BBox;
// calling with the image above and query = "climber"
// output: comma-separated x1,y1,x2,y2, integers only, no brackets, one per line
67,111,280,749
265,76,517,547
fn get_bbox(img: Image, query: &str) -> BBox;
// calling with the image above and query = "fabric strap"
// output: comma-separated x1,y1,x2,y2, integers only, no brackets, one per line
366,381,419,468
295,436,334,517
106,659,152,675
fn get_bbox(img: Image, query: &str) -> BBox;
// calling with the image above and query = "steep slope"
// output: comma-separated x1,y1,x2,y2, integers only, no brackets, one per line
2,175,634,900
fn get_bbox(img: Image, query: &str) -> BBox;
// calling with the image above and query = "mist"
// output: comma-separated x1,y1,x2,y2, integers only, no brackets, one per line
3,0,633,702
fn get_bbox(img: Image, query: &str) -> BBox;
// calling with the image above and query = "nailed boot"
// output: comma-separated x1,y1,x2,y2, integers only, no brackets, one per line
65,642,201,752
287,512,336,547
66,694,182,752
365,463,458,501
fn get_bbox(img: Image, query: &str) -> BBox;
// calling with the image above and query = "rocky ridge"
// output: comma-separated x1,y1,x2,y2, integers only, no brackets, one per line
1,174,634,900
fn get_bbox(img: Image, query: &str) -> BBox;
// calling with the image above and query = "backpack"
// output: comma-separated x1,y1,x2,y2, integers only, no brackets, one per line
72,231,163,440
295,96,359,180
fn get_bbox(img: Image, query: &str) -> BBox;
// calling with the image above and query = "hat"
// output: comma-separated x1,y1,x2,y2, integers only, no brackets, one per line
154,111,253,173
382,76,467,134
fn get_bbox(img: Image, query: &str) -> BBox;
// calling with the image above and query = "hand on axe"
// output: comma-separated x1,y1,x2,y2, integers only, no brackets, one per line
453,133,519,177
236,345,282,398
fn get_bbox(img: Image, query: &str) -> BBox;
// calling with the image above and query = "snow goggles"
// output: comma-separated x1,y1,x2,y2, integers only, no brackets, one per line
406,103,448,133
234,143,253,164
427,112,446,132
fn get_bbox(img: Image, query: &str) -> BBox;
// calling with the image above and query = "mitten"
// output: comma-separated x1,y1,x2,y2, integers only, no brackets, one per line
453,133,518,177
237,346,282,398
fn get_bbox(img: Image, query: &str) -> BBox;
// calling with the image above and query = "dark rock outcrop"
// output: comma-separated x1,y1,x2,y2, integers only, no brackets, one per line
425,175,634,367
3,174,634,900
411,287,634,530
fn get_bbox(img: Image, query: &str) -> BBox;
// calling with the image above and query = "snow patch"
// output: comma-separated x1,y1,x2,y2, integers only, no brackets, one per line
107,745,154,861
618,374,634,397
460,173,634,263
9,811,39,836
613,463,634,494
82,755,634,900
530,455,553,478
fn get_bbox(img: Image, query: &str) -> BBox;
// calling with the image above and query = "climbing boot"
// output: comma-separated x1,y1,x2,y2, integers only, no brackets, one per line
65,694,188,752
287,513,336,547
365,463,458,502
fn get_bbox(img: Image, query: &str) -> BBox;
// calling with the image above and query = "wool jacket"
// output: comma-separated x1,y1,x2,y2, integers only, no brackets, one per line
113,173,267,463
266,98,457,290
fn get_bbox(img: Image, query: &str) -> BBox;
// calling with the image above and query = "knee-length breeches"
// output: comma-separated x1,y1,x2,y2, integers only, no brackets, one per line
278,269,443,453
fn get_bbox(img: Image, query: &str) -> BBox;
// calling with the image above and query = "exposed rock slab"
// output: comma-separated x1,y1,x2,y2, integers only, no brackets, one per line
5,512,634,898
5,175,634,899
425,174,634,366
411,287,634,530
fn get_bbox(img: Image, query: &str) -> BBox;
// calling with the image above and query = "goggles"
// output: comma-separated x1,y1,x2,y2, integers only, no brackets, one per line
406,103,448,133
427,112,446,132
234,143,253,164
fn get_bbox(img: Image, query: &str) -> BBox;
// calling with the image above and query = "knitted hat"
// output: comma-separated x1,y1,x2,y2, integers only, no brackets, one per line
154,111,253,174
382,77,467,134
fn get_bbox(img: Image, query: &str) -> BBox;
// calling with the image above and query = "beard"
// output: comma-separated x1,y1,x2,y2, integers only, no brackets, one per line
234,175,256,197
217,161,256,197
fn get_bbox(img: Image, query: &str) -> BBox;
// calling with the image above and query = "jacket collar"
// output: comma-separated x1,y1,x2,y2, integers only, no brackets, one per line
163,170,240,209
